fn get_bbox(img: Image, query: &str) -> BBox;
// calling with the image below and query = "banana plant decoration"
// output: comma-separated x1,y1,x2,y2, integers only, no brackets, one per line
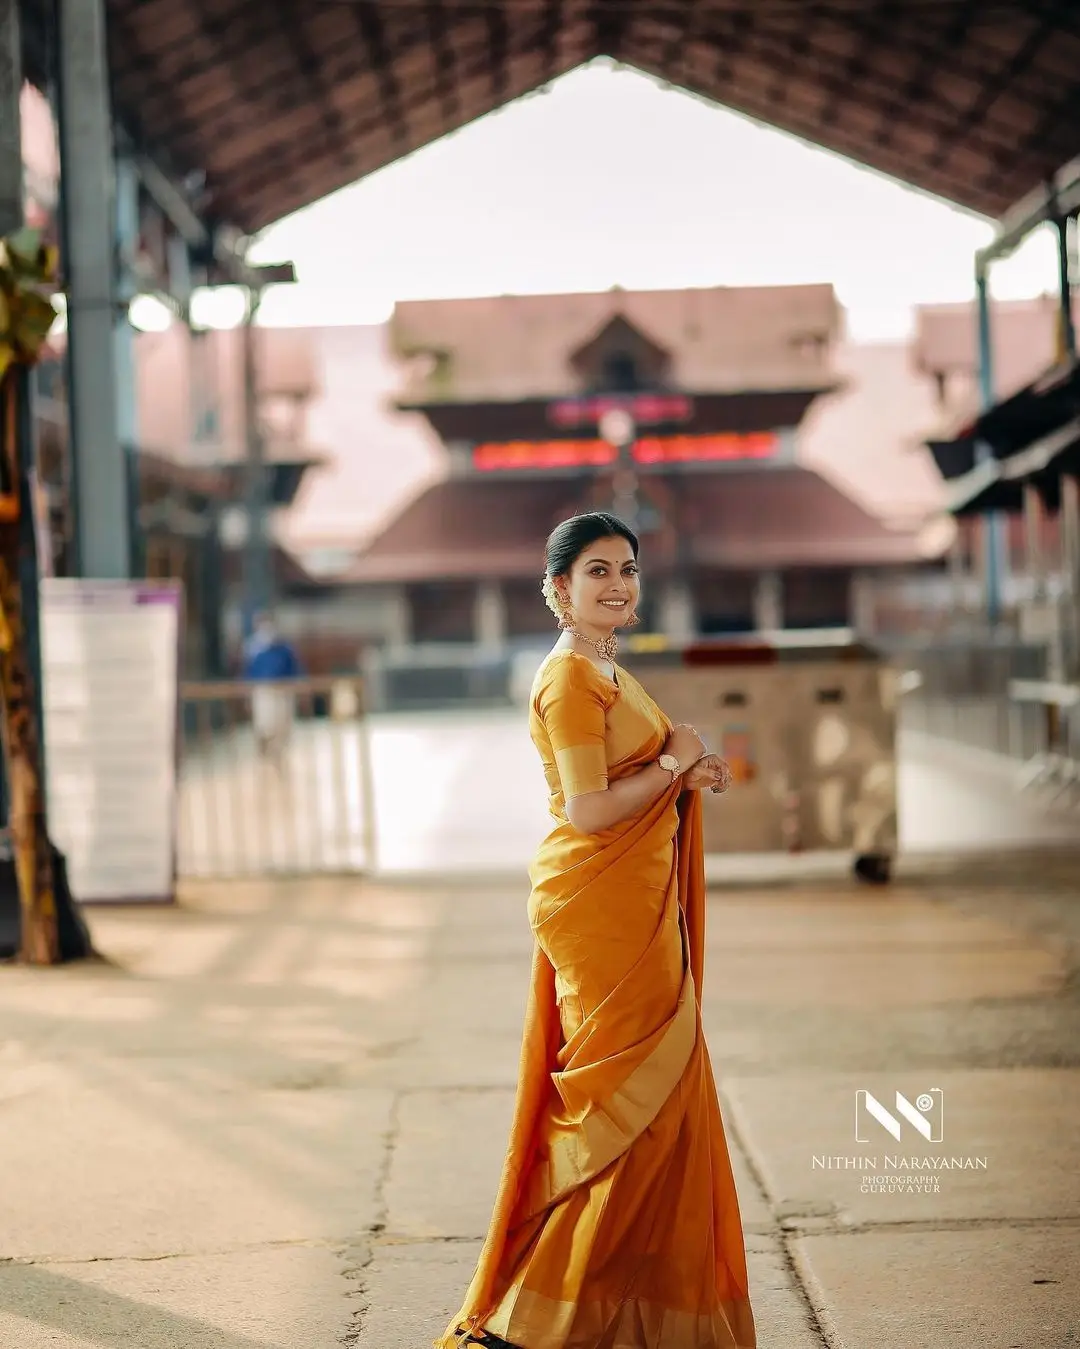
0,226,63,964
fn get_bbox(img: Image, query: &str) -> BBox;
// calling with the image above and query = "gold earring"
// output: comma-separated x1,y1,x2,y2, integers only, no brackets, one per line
625,610,641,627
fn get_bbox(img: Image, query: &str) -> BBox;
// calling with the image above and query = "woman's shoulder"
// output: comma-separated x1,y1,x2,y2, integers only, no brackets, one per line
532,649,617,706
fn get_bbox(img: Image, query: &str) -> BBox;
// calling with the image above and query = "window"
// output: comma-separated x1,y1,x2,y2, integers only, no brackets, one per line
601,350,641,392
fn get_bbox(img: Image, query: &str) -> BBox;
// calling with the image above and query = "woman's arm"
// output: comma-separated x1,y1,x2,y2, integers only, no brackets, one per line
566,760,680,834
566,723,708,833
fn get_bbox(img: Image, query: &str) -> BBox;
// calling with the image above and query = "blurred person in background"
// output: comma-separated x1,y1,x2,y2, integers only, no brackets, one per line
242,611,301,766
437,512,754,1349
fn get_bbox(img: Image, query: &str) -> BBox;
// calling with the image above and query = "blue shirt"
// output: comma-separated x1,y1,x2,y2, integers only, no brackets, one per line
243,636,300,681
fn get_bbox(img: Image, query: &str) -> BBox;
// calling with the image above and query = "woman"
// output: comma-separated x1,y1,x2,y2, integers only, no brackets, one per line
436,512,757,1349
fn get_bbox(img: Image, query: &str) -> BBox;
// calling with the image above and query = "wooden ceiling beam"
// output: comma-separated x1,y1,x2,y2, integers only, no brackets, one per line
976,60,1080,194
627,48,1001,214
872,0,981,151
484,0,510,104
350,0,410,145
424,0,463,124
281,6,358,178
816,2,895,128
700,19,1020,168
924,4,1063,172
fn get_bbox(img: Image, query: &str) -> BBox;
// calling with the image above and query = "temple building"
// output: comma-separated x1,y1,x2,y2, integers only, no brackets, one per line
341,284,938,648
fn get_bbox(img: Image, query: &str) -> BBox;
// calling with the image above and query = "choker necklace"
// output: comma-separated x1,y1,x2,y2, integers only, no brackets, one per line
567,628,618,662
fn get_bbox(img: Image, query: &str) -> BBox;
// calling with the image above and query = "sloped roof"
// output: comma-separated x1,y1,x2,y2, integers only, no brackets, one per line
914,296,1075,439
797,341,947,528
391,284,842,403
53,2,1080,235
344,464,930,583
681,466,933,569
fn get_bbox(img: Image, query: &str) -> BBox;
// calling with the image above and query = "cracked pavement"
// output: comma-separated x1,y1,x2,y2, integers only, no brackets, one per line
1,735,1079,1347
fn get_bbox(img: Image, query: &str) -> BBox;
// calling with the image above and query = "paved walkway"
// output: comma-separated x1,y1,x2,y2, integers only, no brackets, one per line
2,844,1079,1347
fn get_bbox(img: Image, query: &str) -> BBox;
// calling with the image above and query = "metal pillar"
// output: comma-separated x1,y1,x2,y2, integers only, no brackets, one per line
975,267,1004,627
1055,214,1076,362
114,155,142,576
241,287,272,624
1063,474,1080,679
0,0,20,233
56,0,130,578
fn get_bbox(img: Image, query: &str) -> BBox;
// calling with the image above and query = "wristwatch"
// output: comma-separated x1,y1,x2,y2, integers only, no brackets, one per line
657,753,681,783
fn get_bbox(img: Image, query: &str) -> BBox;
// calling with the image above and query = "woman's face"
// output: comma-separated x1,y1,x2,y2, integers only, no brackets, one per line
556,534,641,628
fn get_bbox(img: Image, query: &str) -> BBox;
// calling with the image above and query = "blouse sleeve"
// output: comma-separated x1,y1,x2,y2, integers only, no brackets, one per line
537,656,611,799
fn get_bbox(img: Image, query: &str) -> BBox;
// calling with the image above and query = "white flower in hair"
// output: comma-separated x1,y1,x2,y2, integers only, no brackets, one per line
540,573,564,617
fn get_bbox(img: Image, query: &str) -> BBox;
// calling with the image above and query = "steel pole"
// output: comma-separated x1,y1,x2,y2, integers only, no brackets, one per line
975,267,1004,629
1056,213,1076,361
241,287,272,626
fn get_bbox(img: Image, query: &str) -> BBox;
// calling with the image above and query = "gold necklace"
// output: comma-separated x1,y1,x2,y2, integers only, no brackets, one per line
567,627,618,662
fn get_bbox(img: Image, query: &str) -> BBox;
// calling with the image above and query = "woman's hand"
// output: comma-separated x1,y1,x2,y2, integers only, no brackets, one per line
665,723,706,767
683,753,733,795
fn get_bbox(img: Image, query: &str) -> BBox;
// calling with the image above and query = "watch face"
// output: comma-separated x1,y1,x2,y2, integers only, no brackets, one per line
659,754,678,771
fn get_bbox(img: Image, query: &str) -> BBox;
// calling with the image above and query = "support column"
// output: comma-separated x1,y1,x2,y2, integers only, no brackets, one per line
114,155,142,577
386,585,411,652
658,577,695,640
975,266,1004,628
56,0,129,577
1062,474,1080,679
948,527,969,626
1023,481,1045,602
1055,214,1076,362
849,571,876,636
241,287,272,624
753,570,783,633
0,0,20,233
473,579,506,650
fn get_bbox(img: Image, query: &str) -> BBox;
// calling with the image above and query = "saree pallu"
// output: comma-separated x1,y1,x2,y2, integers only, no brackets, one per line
437,652,756,1349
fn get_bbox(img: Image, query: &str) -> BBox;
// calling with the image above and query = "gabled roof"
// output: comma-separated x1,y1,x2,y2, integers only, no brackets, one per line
391,284,842,404
50,3,1080,235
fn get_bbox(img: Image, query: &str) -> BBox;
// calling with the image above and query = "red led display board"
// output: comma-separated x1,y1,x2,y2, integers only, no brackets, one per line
634,432,778,463
472,432,778,471
472,440,617,470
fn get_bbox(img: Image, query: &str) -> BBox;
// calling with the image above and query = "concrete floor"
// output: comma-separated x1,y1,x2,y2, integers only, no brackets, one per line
2,833,1079,1346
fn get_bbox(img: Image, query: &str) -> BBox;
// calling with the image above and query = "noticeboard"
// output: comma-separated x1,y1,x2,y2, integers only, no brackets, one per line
40,579,182,904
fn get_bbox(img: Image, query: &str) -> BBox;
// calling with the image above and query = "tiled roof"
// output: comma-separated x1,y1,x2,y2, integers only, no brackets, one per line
390,284,842,404
344,464,931,584
677,467,931,569
797,342,947,528
913,296,1071,438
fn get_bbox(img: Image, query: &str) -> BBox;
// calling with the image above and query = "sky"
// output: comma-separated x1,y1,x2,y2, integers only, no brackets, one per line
200,58,1068,344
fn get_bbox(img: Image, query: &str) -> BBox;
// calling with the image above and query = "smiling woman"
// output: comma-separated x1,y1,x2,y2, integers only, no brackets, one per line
436,513,755,1349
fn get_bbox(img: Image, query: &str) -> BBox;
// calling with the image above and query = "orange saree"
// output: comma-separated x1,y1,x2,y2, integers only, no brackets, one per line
436,649,756,1349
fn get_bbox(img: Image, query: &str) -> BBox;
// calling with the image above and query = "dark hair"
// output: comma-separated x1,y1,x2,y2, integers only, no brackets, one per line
544,512,640,578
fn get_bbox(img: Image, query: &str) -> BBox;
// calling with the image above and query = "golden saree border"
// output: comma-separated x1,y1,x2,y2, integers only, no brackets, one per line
518,949,698,1220
484,1283,757,1349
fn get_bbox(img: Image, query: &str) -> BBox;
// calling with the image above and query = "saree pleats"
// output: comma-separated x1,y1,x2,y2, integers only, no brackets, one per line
436,654,755,1349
